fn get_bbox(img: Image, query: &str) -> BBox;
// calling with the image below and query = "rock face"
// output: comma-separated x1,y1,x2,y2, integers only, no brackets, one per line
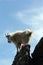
12,45,32,65
12,37,43,65
32,37,43,65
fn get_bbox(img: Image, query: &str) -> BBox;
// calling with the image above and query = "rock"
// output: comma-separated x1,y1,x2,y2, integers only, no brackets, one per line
32,37,43,65
12,45,32,65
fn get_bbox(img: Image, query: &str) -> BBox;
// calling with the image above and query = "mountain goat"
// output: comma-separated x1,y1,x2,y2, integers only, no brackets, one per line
6,29,32,52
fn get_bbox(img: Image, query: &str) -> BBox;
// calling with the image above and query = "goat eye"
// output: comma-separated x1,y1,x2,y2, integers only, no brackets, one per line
6,35,10,38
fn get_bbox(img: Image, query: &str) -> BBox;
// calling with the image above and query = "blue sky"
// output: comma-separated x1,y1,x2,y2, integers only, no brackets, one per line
0,0,43,65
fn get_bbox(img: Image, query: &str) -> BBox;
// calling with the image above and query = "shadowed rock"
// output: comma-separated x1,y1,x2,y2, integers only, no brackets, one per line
12,45,32,65
32,37,43,65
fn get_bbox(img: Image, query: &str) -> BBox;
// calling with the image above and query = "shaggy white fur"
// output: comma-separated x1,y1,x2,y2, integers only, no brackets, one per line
6,29,32,52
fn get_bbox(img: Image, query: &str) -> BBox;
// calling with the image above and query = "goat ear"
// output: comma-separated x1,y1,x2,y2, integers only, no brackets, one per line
5,34,7,37
5,32,10,37
5,33,8,36
5,34,6,36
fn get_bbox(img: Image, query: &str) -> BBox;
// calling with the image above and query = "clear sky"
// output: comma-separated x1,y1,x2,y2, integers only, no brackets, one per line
0,0,43,65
